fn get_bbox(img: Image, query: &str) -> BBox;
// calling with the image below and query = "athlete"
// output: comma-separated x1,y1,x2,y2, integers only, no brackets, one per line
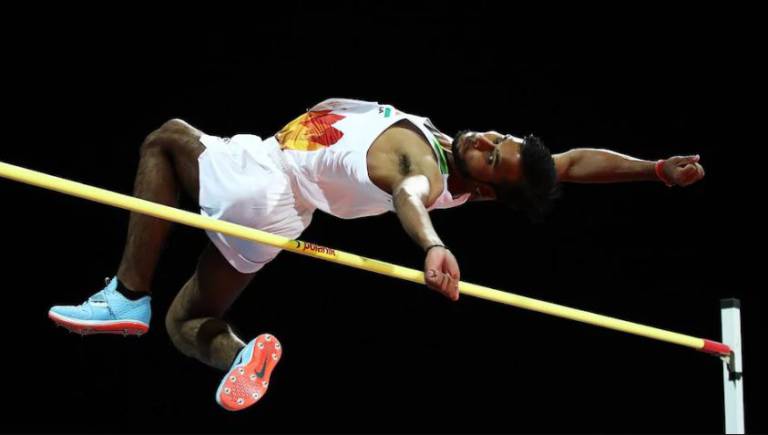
47,98,705,411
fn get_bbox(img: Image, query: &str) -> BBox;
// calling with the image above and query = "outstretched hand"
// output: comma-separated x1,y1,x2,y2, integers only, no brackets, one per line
424,246,460,301
663,155,705,187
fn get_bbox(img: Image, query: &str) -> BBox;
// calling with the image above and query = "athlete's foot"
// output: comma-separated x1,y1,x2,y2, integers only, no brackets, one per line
48,277,151,336
216,333,282,411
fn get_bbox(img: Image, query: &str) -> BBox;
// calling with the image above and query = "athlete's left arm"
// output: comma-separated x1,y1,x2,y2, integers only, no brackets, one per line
553,148,705,186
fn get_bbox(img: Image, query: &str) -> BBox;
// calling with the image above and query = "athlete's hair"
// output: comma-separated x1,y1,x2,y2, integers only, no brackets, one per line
493,134,560,222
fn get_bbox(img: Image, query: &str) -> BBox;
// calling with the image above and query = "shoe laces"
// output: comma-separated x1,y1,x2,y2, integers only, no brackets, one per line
87,290,107,304
83,277,112,305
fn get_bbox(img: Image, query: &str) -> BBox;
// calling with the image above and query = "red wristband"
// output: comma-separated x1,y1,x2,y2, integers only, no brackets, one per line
655,159,673,187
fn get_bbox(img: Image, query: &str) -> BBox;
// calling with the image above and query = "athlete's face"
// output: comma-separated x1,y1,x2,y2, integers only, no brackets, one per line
451,130,523,189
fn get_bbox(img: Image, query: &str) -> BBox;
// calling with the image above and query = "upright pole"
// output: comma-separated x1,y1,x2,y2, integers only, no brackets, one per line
721,298,745,434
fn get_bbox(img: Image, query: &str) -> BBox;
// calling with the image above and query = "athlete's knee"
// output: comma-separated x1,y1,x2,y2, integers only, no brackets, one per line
165,312,206,361
158,118,196,137
165,310,233,364
141,118,198,155
165,311,189,354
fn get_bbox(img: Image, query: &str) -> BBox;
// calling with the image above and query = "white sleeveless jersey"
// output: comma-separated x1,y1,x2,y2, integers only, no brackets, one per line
273,98,470,219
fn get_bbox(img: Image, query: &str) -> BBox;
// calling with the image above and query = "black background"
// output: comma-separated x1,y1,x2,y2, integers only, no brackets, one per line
1,3,764,433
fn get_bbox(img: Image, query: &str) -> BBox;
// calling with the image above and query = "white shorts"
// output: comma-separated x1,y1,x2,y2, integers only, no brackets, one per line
197,133,315,273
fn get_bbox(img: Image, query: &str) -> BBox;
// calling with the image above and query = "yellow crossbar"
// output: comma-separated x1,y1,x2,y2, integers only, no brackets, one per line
0,160,730,356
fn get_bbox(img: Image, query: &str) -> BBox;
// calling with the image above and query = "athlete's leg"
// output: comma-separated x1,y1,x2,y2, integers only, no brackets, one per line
166,243,284,411
117,118,206,294
165,242,255,370
49,119,209,335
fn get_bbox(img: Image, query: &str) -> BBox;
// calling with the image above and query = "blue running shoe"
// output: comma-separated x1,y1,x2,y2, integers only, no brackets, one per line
216,333,282,411
48,277,151,336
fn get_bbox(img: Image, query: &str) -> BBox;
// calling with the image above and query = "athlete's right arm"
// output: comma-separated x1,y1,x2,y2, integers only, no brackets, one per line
392,175,460,301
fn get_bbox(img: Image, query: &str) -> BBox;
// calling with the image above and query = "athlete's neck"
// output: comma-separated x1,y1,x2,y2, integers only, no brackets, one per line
434,133,473,197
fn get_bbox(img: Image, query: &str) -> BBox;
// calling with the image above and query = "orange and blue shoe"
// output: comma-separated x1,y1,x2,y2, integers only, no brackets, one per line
48,277,151,336
216,333,282,411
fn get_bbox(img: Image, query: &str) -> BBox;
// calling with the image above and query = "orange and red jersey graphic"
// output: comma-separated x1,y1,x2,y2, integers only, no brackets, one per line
276,110,346,151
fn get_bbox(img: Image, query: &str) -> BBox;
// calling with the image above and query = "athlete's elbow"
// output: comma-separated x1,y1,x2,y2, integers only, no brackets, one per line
392,188,416,212
393,176,430,207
